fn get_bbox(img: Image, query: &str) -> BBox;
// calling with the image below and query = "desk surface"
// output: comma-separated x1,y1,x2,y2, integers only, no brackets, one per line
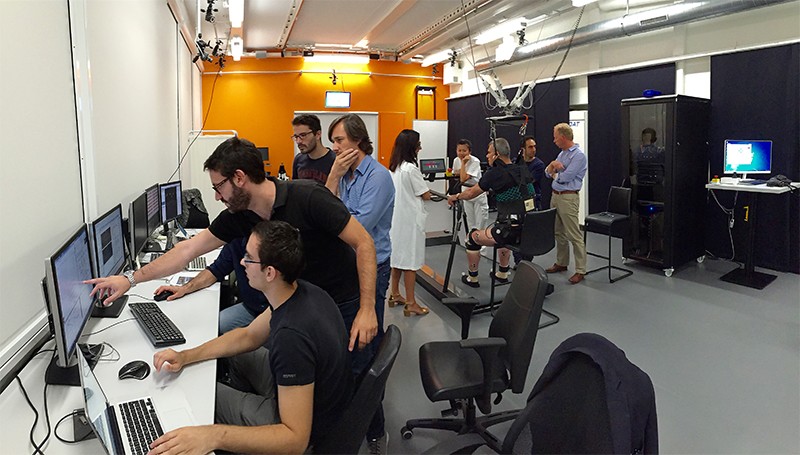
705,181,800,194
0,250,220,454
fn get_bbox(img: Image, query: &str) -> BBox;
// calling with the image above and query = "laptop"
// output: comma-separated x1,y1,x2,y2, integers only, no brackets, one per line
77,350,195,455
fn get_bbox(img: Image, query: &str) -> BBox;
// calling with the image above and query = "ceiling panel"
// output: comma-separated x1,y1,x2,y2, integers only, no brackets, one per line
286,0,404,48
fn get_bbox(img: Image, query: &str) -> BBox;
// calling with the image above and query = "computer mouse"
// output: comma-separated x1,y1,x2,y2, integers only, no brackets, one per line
154,290,174,302
118,360,151,380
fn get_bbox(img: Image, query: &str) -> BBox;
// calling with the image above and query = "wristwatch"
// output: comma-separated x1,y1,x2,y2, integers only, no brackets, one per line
123,270,137,287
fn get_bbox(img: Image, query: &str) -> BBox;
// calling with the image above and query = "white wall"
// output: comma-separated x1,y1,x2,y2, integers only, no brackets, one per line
0,0,193,385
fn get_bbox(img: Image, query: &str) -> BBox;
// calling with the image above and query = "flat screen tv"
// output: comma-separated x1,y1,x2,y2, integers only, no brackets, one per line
325,91,351,108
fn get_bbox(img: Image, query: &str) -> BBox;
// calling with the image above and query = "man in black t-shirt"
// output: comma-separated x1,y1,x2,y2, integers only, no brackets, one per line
291,114,335,184
150,221,353,454
447,138,535,288
87,136,378,353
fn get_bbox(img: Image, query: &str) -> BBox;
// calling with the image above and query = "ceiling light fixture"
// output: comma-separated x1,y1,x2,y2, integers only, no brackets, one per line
304,53,370,64
228,0,244,28
230,36,243,61
475,17,526,45
354,39,369,48
495,35,517,62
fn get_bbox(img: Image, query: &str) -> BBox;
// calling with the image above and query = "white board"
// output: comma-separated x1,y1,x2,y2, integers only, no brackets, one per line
413,119,449,194
569,112,589,223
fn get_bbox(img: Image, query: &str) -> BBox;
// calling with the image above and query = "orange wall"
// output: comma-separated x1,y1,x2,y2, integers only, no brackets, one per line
200,58,449,175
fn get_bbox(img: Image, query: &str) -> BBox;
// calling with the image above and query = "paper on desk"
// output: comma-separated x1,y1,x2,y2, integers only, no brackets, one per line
169,273,199,286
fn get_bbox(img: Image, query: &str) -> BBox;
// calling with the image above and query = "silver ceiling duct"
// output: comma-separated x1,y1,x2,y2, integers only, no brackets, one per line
475,0,795,73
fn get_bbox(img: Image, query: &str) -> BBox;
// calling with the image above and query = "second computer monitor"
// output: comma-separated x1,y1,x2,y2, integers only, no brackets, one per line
91,204,127,278
145,183,161,234
723,139,772,176
129,192,149,257
159,180,183,223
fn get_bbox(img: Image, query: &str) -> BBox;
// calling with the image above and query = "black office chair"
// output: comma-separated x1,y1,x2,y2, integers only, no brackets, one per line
179,188,210,229
487,208,559,329
314,325,402,454
584,186,633,283
420,333,659,455
401,262,548,452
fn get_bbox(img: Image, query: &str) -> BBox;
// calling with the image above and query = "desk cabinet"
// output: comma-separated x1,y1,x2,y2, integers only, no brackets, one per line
620,95,710,276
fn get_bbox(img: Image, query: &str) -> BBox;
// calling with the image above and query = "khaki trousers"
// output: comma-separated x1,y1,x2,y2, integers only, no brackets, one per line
551,192,587,274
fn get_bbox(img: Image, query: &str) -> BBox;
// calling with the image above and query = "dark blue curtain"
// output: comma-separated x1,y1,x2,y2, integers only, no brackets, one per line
587,64,676,213
706,43,800,273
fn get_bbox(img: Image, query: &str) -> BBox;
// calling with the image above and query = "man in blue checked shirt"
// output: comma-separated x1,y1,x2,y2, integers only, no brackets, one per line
545,122,588,285
325,113,394,454
153,237,269,333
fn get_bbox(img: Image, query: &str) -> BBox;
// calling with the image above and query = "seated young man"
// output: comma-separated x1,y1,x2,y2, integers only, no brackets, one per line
149,220,353,454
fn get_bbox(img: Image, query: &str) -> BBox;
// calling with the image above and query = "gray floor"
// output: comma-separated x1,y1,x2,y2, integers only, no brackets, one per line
375,232,800,454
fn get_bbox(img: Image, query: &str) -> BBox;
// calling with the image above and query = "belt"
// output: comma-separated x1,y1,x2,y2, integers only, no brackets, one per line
552,190,578,195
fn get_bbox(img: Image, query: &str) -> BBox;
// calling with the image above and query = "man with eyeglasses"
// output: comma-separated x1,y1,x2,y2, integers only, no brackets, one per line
291,114,334,185
87,136,379,359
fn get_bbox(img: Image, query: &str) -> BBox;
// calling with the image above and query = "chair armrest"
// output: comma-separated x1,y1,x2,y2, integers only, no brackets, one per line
442,297,479,339
460,337,506,414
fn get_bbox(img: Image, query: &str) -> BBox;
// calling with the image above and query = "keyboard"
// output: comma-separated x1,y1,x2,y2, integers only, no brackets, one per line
119,398,164,455
186,256,207,271
128,302,186,347
738,179,768,185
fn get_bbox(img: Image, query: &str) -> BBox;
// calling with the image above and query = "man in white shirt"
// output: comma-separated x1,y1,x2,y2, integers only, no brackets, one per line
452,139,489,243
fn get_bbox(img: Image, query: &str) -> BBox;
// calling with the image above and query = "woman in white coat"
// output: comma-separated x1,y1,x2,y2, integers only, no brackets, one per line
388,129,431,316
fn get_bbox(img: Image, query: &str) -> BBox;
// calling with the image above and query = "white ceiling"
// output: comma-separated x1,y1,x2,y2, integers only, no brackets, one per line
182,0,690,63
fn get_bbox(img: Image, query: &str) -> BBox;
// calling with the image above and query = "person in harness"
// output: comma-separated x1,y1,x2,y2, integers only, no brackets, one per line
447,137,536,288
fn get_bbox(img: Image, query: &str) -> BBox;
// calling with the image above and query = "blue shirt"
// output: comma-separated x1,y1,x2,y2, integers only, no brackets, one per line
207,238,269,316
548,144,587,192
338,154,395,264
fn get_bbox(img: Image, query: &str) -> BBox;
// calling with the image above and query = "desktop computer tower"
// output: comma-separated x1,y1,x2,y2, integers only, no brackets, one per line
620,95,710,275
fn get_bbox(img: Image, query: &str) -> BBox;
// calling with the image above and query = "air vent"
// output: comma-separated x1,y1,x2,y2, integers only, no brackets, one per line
640,15,669,27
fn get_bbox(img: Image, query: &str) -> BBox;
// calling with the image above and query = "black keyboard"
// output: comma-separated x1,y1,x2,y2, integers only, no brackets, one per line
738,179,768,185
119,398,164,455
128,302,186,347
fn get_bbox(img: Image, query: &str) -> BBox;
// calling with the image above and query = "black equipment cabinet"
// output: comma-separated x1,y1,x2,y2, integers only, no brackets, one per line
620,95,710,276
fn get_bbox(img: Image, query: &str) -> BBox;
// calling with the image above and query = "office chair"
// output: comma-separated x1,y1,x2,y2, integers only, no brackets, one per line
420,333,659,455
486,208,559,329
314,325,402,454
401,262,548,452
179,188,210,229
584,186,634,283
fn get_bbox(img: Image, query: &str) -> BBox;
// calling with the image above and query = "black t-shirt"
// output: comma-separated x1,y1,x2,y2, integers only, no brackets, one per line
292,149,335,185
267,280,353,447
478,161,533,193
208,177,359,304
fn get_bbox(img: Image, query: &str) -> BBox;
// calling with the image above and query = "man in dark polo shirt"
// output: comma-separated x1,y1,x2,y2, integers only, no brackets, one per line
150,220,353,454
87,136,379,353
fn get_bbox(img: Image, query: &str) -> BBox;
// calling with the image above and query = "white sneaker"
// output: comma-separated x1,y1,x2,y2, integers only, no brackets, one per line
367,432,388,455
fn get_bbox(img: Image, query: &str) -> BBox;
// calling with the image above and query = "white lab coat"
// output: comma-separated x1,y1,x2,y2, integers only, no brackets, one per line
390,161,428,270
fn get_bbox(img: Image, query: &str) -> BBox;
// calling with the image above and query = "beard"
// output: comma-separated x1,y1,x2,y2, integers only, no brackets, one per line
298,141,317,155
224,184,251,213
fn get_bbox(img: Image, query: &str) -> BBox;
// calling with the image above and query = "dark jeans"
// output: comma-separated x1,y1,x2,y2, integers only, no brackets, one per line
338,259,390,440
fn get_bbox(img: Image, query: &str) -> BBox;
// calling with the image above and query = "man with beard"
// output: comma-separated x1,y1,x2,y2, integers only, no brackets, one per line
291,114,335,184
87,136,379,355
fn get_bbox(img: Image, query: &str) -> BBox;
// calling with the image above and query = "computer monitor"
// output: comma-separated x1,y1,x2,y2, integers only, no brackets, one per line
419,158,447,174
43,224,99,385
325,91,351,108
90,204,129,317
159,180,183,223
129,192,149,258
723,140,772,178
145,183,161,234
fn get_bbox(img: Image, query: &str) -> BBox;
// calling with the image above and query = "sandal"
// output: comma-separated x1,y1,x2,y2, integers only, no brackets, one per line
403,301,430,317
387,294,406,308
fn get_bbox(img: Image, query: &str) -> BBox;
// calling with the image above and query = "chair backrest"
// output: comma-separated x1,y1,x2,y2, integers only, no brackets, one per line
517,208,556,257
313,325,402,454
488,261,548,394
607,186,631,216
178,188,210,228
502,352,614,454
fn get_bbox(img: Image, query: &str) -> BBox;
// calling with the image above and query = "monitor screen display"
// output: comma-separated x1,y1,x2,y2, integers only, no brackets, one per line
44,225,95,368
159,180,183,223
129,192,148,257
145,184,161,233
325,91,351,108
724,140,772,175
91,204,126,278
419,158,447,174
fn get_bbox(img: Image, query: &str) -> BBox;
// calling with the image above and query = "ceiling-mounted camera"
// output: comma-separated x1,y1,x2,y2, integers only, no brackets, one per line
201,0,218,23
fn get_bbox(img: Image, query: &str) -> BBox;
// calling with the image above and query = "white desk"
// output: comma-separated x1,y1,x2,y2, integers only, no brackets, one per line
705,181,799,289
0,264,220,454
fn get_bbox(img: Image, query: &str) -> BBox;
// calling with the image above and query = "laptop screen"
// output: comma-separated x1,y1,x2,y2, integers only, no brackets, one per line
77,351,118,454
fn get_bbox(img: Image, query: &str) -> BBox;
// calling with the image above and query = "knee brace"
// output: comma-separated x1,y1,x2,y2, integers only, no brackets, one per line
465,228,482,251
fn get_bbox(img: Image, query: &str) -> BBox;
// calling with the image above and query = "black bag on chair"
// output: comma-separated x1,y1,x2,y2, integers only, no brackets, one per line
178,188,210,229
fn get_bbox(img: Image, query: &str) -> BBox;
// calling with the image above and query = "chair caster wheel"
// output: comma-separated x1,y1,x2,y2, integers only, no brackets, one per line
401,426,413,440
663,268,674,278
696,255,706,263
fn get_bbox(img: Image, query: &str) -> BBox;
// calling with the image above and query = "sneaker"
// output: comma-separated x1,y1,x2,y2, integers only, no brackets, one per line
367,432,388,455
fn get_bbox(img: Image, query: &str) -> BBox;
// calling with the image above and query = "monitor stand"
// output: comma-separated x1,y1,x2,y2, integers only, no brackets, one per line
142,238,164,253
45,344,101,386
92,295,128,318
